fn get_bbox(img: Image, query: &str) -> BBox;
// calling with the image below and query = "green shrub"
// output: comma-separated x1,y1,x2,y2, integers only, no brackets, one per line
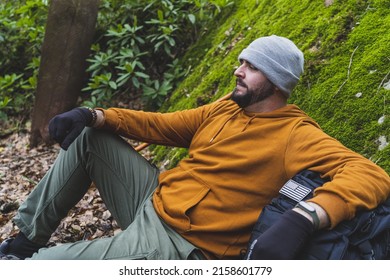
82,0,234,110
0,0,47,123
0,0,233,124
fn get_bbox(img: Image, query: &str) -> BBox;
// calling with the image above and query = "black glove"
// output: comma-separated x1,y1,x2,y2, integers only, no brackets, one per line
246,209,314,260
48,107,93,150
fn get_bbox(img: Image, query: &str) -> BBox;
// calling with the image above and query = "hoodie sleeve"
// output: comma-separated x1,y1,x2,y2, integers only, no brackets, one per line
284,121,390,228
98,103,216,148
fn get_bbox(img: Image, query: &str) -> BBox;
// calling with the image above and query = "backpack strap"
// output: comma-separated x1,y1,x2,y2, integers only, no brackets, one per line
357,241,375,260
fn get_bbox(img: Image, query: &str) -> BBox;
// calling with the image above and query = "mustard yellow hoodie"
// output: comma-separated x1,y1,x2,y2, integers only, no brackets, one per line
101,100,390,259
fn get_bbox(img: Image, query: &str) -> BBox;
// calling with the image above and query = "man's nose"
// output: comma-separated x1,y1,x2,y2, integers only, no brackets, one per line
234,65,245,78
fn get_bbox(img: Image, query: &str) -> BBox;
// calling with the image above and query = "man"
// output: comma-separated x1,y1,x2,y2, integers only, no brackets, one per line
1,35,390,260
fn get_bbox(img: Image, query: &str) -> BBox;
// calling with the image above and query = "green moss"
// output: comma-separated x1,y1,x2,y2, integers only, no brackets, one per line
150,0,390,174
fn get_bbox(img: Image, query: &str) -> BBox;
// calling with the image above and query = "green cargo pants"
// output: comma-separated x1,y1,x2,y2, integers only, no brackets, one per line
13,128,204,260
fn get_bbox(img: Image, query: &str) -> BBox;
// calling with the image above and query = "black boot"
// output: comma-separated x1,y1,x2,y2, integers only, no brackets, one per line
0,232,45,260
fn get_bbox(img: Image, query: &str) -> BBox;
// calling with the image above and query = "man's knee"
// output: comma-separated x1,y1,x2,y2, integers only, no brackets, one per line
74,127,136,158
80,126,104,139
77,127,120,148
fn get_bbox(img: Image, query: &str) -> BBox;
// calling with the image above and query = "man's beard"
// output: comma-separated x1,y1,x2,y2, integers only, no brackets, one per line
232,78,275,108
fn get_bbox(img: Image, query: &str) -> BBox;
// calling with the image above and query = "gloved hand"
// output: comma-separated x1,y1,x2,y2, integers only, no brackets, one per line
48,107,93,150
246,209,314,260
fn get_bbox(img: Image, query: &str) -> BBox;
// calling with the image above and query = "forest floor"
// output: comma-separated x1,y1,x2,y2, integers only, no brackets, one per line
0,95,156,247
0,129,154,247
0,132,106,245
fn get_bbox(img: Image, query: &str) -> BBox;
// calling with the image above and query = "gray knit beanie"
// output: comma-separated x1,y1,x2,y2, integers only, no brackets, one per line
238,35,304,98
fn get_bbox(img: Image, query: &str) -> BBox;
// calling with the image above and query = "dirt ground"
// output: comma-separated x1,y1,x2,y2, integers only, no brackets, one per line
0,131,118,245
0,127,154,247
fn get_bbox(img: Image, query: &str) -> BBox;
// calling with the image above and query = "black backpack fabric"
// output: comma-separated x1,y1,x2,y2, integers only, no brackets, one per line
246,170,390,259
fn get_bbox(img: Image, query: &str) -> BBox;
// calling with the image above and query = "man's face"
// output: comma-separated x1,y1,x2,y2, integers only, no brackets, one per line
232,60,275,108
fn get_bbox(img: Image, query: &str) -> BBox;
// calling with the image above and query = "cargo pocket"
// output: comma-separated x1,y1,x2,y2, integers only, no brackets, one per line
132,249,161,260
107,249,161,260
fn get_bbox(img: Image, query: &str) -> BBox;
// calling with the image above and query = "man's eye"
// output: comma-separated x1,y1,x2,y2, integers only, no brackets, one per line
248,63,257,70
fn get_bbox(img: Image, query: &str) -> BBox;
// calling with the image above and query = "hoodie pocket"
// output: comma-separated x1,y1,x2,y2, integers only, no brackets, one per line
155,167,211,232
182,185,210,231
168,183,210,232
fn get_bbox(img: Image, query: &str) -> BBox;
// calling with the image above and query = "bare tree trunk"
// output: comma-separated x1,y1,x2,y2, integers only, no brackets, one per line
30,0,100,147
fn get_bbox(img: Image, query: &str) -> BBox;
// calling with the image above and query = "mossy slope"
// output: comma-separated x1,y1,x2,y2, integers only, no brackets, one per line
152,0,390,173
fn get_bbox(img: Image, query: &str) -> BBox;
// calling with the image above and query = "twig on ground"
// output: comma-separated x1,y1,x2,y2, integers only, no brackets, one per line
333,46,359,97
375,58,390,115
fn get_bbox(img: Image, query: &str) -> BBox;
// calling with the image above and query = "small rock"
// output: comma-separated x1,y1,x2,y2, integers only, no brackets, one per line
378,115,386,124
324,0,334,7
377,136,389,151
71,224,82,232
102,210,111,220
383,80,390,90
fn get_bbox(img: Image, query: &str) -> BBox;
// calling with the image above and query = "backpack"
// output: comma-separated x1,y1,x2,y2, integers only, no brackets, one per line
246,170,390,259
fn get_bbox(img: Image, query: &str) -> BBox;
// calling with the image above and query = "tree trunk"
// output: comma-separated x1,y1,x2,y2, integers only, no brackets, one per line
30,0,100,147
